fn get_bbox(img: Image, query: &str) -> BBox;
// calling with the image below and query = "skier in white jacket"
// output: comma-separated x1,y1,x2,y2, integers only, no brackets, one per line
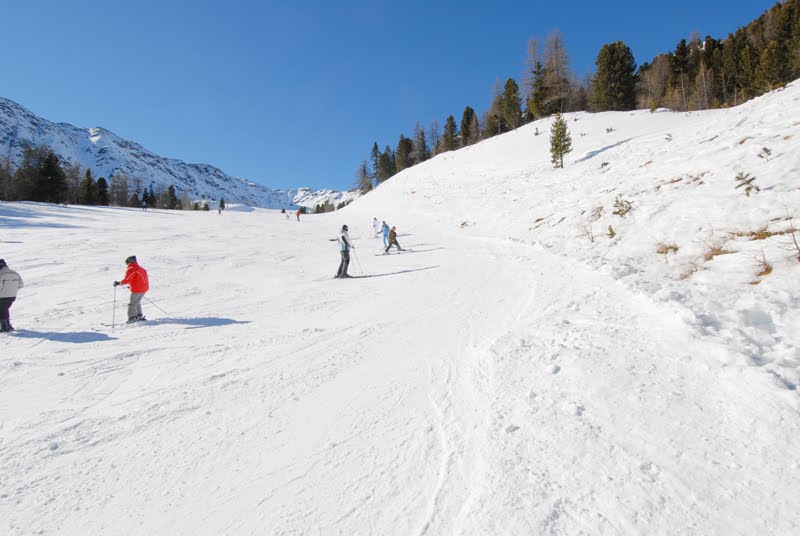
0,259,24,332
335,225,355,278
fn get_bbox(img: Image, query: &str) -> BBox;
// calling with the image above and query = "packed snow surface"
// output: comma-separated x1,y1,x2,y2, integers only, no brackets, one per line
1,83,799,535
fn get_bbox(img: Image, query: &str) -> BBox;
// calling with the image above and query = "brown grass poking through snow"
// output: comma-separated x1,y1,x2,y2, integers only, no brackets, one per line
703,245,737,262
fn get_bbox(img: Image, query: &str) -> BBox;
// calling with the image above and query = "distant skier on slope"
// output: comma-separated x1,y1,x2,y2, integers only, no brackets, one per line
296,209,301,221
335,225,355,278
372,217,381,237
114,256,150,323
0,259,23,333
384,226,403,254
381,221,390,247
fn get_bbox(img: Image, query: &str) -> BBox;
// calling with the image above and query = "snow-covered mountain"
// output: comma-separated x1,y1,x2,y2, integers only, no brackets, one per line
0,96,355,208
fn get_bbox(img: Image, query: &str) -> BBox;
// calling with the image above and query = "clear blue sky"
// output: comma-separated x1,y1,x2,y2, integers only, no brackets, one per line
1,0,778,191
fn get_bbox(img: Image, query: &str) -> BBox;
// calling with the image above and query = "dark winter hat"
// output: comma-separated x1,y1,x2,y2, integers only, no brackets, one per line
125,255,137,264
342,225,348,231
0,259,6,268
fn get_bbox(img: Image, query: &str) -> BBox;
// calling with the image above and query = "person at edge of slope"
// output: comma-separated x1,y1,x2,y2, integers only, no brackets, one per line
296,209,301,221
381,220,390,247
142,200,147,211
114,256,150,323
372,217,381,237
335,225,355,279
385,226,403,254
0,259,24,333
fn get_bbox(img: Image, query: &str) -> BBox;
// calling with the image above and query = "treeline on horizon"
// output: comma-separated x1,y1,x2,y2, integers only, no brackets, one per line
355,0,800,192
0,145,223,211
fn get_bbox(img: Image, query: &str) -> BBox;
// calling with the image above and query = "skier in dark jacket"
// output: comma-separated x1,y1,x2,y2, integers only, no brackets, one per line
335,225,355,278
384,226,403,254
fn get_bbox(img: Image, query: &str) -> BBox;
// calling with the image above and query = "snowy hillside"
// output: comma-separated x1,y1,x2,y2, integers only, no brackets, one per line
0,97,354,209
1,82,799,535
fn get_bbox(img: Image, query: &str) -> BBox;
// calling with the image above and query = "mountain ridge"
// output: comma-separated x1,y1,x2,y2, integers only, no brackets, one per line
0,96,355,209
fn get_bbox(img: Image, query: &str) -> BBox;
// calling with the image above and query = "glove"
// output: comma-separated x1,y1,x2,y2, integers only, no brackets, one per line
113,281,120,287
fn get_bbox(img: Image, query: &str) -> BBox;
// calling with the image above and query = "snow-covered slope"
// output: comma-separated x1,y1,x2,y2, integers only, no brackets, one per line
0,97,353,208
1,82,798,535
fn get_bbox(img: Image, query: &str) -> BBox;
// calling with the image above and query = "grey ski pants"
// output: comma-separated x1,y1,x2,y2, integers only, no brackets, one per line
128,292,145,319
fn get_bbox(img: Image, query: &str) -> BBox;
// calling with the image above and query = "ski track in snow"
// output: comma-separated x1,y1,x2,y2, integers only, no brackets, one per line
2,83,800,535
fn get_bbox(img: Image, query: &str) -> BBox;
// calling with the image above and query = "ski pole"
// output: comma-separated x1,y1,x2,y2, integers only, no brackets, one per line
112,285,117,329
352,248,364,274
143,296,170,315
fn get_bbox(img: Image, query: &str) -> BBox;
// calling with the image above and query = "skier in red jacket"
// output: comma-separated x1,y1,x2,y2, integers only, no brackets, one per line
114,255,150,323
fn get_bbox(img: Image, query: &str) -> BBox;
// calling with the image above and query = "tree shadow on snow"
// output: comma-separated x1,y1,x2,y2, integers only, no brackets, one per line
576,138,633,162
144,317,251,330
12,330,117,343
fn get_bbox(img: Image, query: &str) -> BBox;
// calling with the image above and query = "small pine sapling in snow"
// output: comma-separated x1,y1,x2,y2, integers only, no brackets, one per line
549,113,572,169
612,195,632,217
757,147,772,161
734,172,760,196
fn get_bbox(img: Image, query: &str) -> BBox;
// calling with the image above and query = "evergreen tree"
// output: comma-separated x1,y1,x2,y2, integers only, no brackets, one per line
523,38,545,120
739,45,757,99
96,177,110,205
501,78,522,129
395,135,414,173
483,80,507,138
590,41,637,111
0,157,11,201
218,196,225,211
370,142,381,182
670,39,691,110
34,150,67,203
755,40,785,91
441,115,459,152
460,106,480,146
167,185,179,209
9,146,43,201
549,113,572,168
377,146,395,183
9,145,66,202
78,169,97,205
527,60,548,119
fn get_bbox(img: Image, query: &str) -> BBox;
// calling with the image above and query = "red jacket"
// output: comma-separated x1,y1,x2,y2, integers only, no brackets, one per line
121,262,149,293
